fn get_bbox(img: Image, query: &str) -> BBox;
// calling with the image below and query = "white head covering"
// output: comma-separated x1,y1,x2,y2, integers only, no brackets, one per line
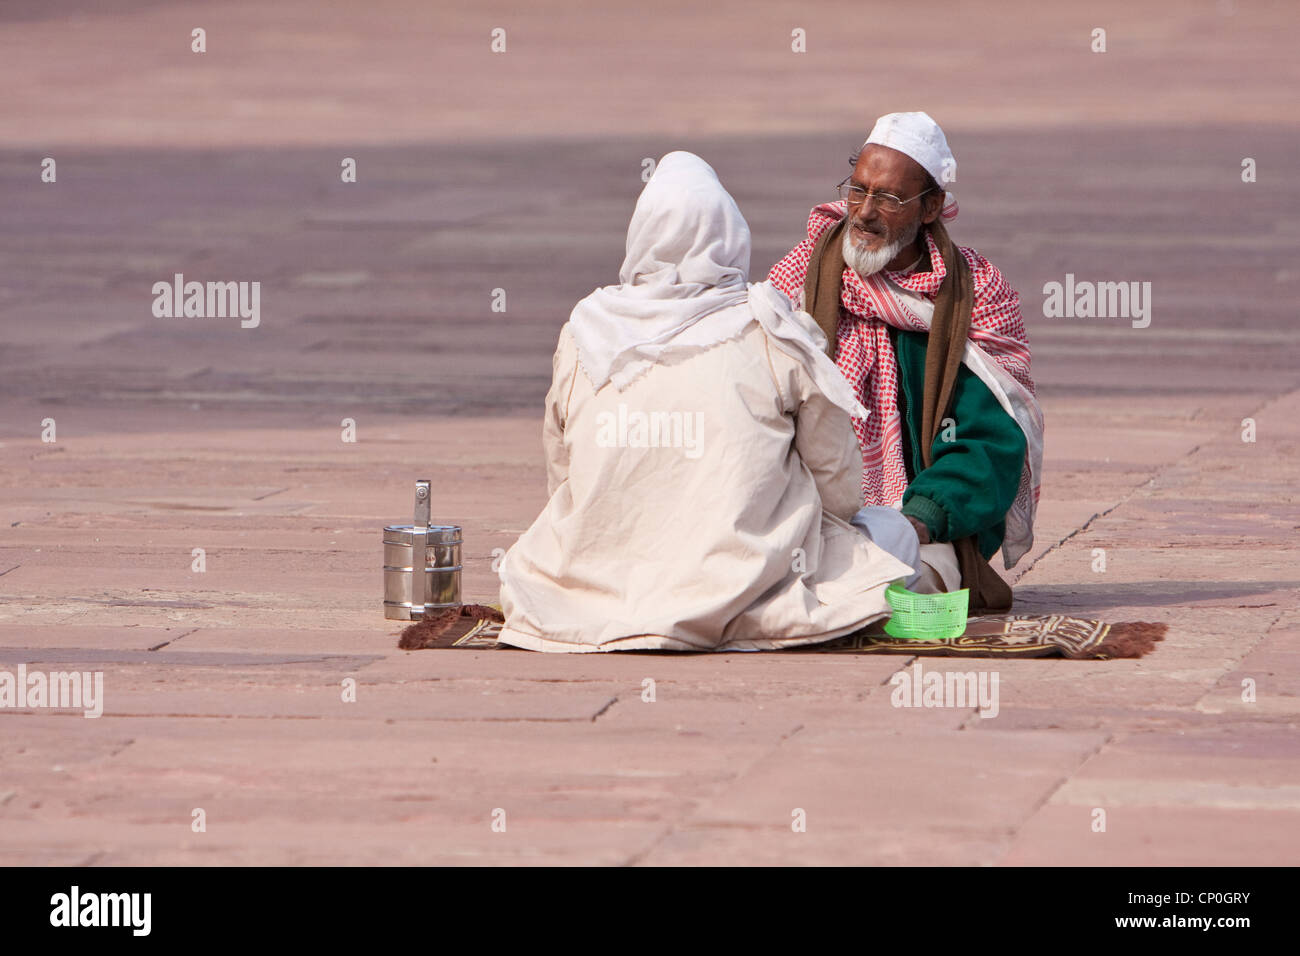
569,151,868,420
863,111,959,220
863,111,954,186
568,151,750,392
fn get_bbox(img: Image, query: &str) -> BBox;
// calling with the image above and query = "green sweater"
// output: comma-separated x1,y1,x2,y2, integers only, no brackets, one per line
891,327,1027,561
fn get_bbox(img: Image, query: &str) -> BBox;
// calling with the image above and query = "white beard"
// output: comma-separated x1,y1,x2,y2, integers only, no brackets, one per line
841,218,920,278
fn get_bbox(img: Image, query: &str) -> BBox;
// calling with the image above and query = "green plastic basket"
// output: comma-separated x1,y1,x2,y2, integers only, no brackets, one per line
882,581,970,640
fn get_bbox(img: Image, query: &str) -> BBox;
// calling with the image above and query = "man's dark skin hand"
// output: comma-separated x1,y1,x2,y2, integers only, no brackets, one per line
906,515,931,544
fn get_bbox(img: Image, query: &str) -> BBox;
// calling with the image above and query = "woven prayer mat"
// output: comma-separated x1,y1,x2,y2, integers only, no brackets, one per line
397,605,1166,659
805,616,1166,659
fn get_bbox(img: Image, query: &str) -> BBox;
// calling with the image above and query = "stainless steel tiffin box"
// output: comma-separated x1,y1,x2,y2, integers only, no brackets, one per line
383,479,463,620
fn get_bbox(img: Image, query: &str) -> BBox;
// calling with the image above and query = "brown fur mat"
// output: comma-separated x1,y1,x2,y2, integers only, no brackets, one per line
397,604,505,649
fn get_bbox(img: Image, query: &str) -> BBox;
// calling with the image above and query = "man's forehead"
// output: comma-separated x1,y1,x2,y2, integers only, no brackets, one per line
853,144,926,187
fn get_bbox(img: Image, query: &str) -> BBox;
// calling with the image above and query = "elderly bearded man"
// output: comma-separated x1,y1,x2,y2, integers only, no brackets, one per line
768,112,1044,612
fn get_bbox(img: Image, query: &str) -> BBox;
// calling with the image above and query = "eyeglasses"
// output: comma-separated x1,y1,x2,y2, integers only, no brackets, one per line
836,177,933,214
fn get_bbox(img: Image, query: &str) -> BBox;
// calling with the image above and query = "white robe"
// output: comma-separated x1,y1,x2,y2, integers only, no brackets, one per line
496,315,914,652
497,151,913,652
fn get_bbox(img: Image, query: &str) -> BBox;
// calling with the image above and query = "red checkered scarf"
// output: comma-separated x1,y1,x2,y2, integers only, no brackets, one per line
768,201,1037,540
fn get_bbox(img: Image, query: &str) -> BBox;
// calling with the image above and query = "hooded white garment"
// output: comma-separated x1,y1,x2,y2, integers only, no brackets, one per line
569,151,867,421
497,151,913,652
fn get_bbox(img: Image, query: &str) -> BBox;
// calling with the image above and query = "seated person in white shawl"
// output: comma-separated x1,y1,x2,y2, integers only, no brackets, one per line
496,151,914,653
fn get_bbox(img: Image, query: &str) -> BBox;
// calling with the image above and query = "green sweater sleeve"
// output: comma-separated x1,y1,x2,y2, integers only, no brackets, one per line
892,328,1027,560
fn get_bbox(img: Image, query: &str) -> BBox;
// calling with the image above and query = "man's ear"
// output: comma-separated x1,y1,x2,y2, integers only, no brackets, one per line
920,190,944,225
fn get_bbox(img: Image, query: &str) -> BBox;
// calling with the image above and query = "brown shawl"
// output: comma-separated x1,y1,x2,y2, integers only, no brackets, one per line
802,217,1014,613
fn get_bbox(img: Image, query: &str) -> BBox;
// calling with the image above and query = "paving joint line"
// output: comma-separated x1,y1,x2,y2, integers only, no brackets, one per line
621,722,806,866
147,628,200,651
0,711,641,723
990,730,1116,866
590,696,618,722
1187,607,1287,715
1012,468,1182,585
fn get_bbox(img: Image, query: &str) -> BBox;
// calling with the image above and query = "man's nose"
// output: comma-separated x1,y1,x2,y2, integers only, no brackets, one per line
854,200,882,225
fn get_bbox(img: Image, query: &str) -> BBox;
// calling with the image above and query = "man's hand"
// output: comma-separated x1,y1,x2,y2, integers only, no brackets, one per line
906,515,931,545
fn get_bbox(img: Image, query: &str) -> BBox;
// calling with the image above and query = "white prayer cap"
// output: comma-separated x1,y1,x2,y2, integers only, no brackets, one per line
863,111,955,188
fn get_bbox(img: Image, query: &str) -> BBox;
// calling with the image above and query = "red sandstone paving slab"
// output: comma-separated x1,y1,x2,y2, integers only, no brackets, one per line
1000,806,1300,866
1198,682,1300,719
371,649,969,730
1043,429,1202,474
0,537,497,579
1096,509,1300,547
0,542,510,603
14,763,743,830
0,566,380,598
1017,498,1132,567
0,533,515,588
933,657,1214,715
0,717,796,864
0,419,541,461
1066,727,1300,786
1010,590,1291,627
0,536,384,577
635,728,1109,865
0,677,619,722
639,823,1008,866
0,818,666,866
1020,431,1299,583
1,710,967,864
1,578,381,613
0,646,377,668
963,705,1300,735
1138,474,1300,515
365,645,910,685
0,597,379,632
1053,498,1265,547
594,693,970,734
1,603,377,631
1,610,1271,724
661,727,1105,837
1272,604,1300,628
162,626,402,655
0,646,956,729
0,484,515,526
0,639,969,731
1000,727,1300,864
0,714,771,791
0,720,134,776
1011,550,1296,616
9,0,1297,150
1041,392,1255,422
3,526,381,550
0,488,321,517
0,625,180,652
1197,625,1300,716
91,716,776,777
1,766,695,832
